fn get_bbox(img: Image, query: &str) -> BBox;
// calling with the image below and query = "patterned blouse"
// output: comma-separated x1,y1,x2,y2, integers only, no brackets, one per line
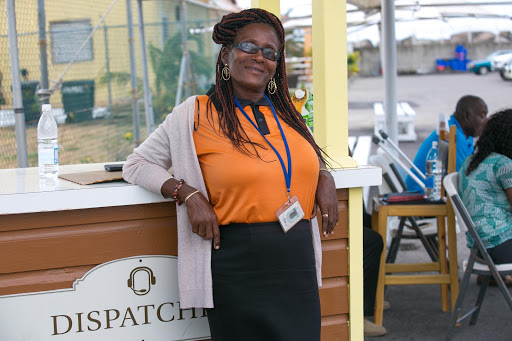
459,152,512,249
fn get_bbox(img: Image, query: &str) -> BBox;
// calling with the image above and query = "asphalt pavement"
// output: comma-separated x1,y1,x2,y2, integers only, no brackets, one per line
346,72,512,340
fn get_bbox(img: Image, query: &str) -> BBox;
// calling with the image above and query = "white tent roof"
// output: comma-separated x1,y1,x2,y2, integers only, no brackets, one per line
283,1,512,43
346,17,512,45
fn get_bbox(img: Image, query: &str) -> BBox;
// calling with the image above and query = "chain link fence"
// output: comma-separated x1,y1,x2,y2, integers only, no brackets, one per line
0,0,222,169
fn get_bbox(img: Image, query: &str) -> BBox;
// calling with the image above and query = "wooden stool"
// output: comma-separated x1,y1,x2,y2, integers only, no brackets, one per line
371,197,459,326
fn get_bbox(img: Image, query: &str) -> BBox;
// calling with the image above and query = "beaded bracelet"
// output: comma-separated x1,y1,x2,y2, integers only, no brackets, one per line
173,179,185,205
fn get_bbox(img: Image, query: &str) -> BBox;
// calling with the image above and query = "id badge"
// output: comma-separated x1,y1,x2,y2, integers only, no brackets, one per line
275,196,305,233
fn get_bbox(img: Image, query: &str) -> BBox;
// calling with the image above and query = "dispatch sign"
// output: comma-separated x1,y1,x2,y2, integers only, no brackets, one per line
0,255,210,340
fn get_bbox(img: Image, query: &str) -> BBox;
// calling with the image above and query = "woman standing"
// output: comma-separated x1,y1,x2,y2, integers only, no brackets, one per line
459,109,512,265
123,8,338,340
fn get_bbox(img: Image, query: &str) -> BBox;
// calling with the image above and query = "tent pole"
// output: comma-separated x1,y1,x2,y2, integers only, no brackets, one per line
381,0,398,146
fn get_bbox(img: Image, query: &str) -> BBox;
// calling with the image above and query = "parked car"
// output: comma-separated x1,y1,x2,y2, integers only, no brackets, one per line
500,59,512,81
467,50,512,75
491,51,512,71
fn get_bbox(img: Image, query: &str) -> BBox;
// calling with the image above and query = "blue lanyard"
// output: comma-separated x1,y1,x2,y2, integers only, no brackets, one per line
234,95,292,199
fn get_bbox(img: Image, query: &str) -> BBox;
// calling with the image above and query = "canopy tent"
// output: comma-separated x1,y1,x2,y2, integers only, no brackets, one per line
346,16,512,45
285,2,512,44
349,0,512,17
346,2,512,44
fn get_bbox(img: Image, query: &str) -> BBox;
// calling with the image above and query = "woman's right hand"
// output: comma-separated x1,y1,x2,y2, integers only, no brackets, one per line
184,189,220,250
161,179,220,249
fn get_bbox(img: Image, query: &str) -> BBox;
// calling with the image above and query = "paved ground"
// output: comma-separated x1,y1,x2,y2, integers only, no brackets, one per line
346,72,512,340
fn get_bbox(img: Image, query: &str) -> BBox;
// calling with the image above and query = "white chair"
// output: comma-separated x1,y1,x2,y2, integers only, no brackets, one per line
443,172,512,341
369,152,439,262
373,102,417,141
369,153,404,194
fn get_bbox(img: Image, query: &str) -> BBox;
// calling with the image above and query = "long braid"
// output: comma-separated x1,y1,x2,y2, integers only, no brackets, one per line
209,8,328,165
466,109,512,175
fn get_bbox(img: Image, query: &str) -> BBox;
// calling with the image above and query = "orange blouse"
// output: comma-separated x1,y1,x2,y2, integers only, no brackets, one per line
193,95,319,225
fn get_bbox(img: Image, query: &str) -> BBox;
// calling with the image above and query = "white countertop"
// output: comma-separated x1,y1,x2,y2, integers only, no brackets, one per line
0,163,381,215
330,165,381,189
0,163,169,215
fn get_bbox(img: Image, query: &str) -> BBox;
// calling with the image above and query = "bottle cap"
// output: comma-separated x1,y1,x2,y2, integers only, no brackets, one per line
294,89,306,99
42,104,52,111
436,113,449,135
432,141,438,147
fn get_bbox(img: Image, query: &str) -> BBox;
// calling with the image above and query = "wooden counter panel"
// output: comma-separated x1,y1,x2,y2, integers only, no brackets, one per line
0,203,176,232
317,201,348,240
0,265,94,296
1,188,352,340
337,188,348,201
321,239,348,278
319,277,349,316
306,189,349,340
338,201,349,239
0,217,178,274
321,314,349,341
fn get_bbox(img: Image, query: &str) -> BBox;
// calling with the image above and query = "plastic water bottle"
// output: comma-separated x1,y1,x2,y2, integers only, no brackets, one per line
37,104,59,178
292,88,314,132
425,141,442,200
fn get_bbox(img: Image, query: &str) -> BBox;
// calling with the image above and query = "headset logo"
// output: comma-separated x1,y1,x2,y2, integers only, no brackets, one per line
127,266,156,296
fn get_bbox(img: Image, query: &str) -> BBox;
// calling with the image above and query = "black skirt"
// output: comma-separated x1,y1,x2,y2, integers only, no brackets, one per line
206,220,320,341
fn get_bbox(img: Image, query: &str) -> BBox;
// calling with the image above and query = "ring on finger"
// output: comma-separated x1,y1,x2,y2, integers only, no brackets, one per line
322,213,329,218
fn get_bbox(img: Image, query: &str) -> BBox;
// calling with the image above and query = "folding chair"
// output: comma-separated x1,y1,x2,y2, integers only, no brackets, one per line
444,172,512,341
369,151,439,263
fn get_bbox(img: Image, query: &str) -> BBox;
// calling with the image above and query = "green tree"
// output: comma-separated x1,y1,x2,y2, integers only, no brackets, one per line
347,51,360,77
149,32,213,122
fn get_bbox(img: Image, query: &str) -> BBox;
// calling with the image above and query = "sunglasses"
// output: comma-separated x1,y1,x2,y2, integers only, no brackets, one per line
230,41,281,61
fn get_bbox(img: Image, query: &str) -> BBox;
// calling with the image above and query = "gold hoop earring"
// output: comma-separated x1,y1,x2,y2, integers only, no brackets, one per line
268,78,277,95
221,64,230,81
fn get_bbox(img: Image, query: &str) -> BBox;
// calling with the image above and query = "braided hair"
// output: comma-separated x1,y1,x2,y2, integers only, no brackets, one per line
209,8,328,164
465,109,512,175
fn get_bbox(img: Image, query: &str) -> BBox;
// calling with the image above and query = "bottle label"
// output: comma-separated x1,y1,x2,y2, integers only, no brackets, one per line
53,147,59,164
305,94,313,131
38,146,59,165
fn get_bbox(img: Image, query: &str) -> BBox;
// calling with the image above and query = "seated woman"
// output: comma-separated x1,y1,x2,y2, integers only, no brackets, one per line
459,109,512,267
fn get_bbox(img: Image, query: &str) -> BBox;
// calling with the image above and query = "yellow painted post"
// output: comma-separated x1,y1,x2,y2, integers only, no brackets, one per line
314,0,362,340
312,0,356,168
250,0,280,18
348,187,364,340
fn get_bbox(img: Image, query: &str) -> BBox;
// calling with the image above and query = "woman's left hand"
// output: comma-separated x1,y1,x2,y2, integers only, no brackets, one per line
315,170,339,237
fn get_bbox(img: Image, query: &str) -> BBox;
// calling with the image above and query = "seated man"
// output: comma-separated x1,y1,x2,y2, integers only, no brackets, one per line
405,95,488,192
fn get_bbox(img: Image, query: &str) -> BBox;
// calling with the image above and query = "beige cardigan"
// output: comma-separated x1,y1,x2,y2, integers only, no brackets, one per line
123,96,322,309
